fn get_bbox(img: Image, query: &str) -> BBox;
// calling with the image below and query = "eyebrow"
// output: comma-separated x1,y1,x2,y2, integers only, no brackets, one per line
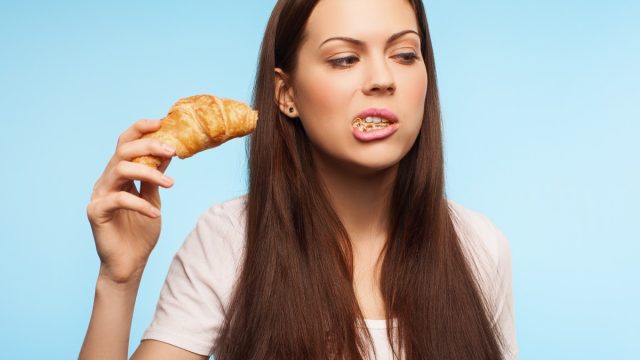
319,29,420,49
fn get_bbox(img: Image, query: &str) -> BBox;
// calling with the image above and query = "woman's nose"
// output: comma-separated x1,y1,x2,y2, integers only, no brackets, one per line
362,58,396,96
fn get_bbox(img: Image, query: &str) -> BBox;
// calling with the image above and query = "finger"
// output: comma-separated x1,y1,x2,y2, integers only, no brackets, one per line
88,191,161,224
115,137,176,162
107,160,174,193
116,119,163,147
93,156,172,200
140,157,173,204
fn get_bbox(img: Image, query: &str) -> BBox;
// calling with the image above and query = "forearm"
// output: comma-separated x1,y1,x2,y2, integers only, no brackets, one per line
79,270,143,360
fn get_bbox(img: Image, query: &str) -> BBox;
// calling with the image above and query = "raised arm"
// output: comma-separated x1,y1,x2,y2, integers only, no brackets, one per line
78,119,207,360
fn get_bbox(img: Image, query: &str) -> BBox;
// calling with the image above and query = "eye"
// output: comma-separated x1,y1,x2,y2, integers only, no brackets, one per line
393,52,419,64
328,55,360,68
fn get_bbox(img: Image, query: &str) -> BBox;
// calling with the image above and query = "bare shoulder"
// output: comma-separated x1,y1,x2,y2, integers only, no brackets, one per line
130,339,209,359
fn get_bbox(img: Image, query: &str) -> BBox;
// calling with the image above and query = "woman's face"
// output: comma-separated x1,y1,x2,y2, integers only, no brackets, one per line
277,0,428,176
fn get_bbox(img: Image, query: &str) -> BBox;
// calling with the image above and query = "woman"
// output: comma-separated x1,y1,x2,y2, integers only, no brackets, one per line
80,0,518,359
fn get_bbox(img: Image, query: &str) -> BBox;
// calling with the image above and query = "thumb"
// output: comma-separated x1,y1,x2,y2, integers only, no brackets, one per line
140,157,172,207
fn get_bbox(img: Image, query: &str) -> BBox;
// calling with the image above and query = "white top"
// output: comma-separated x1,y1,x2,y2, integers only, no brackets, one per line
142,194,518,359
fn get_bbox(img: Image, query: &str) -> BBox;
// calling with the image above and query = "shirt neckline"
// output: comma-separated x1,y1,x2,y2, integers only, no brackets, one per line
362,318,397,329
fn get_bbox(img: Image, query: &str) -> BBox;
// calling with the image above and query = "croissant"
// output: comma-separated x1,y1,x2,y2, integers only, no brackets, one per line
132,94,258,168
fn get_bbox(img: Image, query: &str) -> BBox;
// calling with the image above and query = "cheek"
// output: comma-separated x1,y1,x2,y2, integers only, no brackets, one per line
402,67,428,106
297,70,354,114
294,70,358,142
392,68,428,155
400,67,428,126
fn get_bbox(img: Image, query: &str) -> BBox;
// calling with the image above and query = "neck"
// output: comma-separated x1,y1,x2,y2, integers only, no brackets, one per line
312,149,397,249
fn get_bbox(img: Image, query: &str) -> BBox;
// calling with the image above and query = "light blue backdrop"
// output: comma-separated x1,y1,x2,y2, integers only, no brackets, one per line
0,1,637,359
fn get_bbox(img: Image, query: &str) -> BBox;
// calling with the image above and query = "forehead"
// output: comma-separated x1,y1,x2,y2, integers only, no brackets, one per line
303,0,419,46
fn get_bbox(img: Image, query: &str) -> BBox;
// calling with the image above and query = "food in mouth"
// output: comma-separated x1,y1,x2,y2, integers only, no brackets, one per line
351,116,392,131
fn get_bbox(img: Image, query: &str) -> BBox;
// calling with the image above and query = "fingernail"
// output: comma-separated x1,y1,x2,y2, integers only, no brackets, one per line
162,144,175,154
162,175,174,185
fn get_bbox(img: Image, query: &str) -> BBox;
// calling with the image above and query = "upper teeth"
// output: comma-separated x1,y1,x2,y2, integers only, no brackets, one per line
365,116,386,123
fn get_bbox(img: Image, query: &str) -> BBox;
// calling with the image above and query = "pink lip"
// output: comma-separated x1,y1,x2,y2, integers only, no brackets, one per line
354,108,399,123
351,107,400,142
352,123,400,142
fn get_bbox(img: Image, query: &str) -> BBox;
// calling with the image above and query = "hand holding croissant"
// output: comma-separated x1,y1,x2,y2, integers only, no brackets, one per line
133,94,258,168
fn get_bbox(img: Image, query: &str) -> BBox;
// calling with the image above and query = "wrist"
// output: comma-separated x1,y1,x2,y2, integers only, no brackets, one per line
97,264,145,292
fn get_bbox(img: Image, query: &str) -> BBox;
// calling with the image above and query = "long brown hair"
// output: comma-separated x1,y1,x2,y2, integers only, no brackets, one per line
214,0,506,358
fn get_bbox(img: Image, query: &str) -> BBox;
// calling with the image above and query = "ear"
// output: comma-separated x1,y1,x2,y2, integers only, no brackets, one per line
274,67,299,118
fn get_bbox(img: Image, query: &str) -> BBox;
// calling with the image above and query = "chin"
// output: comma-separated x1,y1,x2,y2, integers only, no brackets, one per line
342,153,403,175
350,141,412,168
312,142,407,176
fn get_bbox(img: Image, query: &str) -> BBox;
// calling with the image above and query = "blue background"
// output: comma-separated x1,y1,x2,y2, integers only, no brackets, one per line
1,0,638,358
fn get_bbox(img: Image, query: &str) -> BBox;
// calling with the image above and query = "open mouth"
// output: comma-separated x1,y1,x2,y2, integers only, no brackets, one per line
351,116,393,132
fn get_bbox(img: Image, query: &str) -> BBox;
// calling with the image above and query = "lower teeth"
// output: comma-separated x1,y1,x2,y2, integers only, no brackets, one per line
353,122,390,132
352,118,390,132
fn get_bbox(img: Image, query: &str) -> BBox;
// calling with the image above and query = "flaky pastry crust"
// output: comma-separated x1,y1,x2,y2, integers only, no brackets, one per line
132,95,258,168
